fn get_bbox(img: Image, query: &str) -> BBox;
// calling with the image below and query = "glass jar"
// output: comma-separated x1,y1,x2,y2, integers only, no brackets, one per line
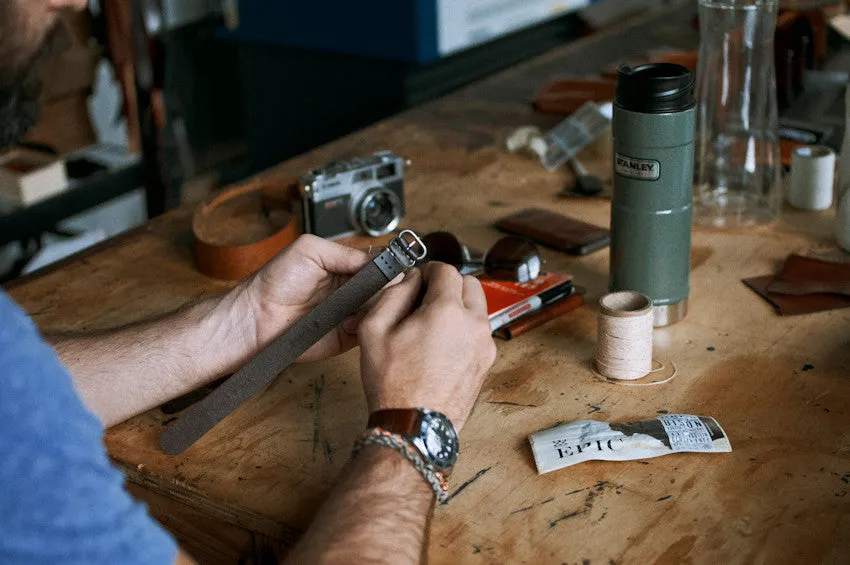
693,0,782,228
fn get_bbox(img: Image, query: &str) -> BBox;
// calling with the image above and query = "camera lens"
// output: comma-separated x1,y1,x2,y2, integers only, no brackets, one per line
357,189,401,236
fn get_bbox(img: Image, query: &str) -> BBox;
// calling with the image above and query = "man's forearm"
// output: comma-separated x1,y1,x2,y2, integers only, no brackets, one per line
49,287,256,427
284,446,435,565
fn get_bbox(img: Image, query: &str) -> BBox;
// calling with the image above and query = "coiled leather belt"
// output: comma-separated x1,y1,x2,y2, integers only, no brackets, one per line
192,178,300,280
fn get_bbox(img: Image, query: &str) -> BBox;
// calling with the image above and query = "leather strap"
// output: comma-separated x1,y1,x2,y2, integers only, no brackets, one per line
192,179,300,280
368,409,424,437
160,231,427,455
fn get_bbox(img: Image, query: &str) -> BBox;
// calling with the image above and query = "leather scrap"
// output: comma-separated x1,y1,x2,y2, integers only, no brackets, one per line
766,254,850,296
742,274,850,315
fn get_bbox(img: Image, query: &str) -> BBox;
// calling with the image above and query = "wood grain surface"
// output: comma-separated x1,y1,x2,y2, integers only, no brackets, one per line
8,2,850,563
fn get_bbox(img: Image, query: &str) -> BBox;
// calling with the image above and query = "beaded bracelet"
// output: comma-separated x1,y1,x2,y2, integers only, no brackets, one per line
352,427,449,503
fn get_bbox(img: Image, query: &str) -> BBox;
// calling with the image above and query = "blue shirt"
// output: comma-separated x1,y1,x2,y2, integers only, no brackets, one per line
0,291,177,564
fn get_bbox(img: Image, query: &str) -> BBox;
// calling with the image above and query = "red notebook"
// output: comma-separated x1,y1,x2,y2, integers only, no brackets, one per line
481,272,573,331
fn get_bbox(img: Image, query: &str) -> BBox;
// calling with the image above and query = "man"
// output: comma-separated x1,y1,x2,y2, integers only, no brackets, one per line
0,2,497,563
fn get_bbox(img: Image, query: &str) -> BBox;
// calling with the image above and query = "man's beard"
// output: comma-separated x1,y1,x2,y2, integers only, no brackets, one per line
0,21,71,150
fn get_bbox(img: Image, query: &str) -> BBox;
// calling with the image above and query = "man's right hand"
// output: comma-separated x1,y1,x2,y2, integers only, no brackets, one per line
357,262,497,432
285,263,492,564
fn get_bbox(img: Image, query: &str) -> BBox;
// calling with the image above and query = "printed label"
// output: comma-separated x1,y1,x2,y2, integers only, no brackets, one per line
528,415,731,474
658,414,714,452
615,153,660,181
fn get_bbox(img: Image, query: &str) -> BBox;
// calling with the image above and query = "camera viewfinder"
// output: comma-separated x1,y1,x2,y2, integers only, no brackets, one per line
376,163,396,179
353,169,373,183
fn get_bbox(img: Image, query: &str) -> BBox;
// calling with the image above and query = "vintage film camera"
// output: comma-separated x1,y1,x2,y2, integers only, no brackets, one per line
298,151,407,239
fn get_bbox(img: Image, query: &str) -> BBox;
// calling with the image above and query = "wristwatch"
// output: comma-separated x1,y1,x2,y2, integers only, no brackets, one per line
368,408,460,474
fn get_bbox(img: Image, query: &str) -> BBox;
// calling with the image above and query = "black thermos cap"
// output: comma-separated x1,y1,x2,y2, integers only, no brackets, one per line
615,63,696,114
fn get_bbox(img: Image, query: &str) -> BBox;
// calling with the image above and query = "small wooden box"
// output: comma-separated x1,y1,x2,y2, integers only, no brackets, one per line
0,149,69,206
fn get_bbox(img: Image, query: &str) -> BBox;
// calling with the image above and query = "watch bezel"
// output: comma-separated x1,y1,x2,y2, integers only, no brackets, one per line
417,409,459,471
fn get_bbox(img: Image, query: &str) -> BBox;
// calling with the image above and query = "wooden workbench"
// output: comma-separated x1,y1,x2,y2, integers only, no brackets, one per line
8,3,850,563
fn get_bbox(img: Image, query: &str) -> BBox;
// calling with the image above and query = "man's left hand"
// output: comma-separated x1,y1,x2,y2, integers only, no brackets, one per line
235,234,373,363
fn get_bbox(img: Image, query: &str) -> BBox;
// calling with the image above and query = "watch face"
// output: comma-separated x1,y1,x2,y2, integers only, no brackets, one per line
419,411,459,470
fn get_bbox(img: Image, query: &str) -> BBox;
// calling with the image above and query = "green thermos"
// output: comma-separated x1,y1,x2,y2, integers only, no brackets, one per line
610,63,696,327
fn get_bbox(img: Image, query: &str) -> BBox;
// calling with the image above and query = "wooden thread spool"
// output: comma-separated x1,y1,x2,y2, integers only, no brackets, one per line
595,291,654,380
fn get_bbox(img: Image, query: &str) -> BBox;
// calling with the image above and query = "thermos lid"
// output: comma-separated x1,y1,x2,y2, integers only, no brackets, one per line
615,63,695,114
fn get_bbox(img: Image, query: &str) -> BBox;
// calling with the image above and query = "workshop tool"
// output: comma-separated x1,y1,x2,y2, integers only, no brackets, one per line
160,230,427,455
788,145,835,211
505,107,610,178
566,157,604,196
536,101,611,171
610,63,696,327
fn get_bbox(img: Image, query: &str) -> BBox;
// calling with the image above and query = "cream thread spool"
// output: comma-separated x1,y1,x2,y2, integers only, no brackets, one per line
789,145,835,211
596,291,654,380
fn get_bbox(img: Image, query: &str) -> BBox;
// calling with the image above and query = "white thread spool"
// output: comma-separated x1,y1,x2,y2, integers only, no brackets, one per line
789,145,835,211
596,291,654,380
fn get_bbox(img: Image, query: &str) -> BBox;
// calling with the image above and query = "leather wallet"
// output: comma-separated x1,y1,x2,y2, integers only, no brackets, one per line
495,208,610,255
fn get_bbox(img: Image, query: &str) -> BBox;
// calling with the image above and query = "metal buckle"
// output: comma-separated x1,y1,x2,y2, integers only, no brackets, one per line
396,229,428,262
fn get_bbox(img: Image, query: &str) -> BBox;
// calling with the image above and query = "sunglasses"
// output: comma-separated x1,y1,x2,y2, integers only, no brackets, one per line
422,231,541,282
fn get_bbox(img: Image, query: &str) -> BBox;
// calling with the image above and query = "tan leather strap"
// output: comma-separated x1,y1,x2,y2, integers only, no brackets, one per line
368,409,424,436
192,179,300,280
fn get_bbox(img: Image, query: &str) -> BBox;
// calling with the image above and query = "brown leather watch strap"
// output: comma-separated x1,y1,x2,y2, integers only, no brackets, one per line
193,179,300,280
367,408,457,477
368,409,424,436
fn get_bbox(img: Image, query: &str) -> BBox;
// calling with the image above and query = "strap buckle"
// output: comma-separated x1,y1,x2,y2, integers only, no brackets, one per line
395,229,428,262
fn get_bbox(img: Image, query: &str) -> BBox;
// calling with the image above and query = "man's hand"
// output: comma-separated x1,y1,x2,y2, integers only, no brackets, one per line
52,234,375,427
358,262,497,431
238,234,372,363
284,262,496,564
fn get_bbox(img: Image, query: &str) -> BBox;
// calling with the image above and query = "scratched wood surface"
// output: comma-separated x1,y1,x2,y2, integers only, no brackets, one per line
8,3,850,563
